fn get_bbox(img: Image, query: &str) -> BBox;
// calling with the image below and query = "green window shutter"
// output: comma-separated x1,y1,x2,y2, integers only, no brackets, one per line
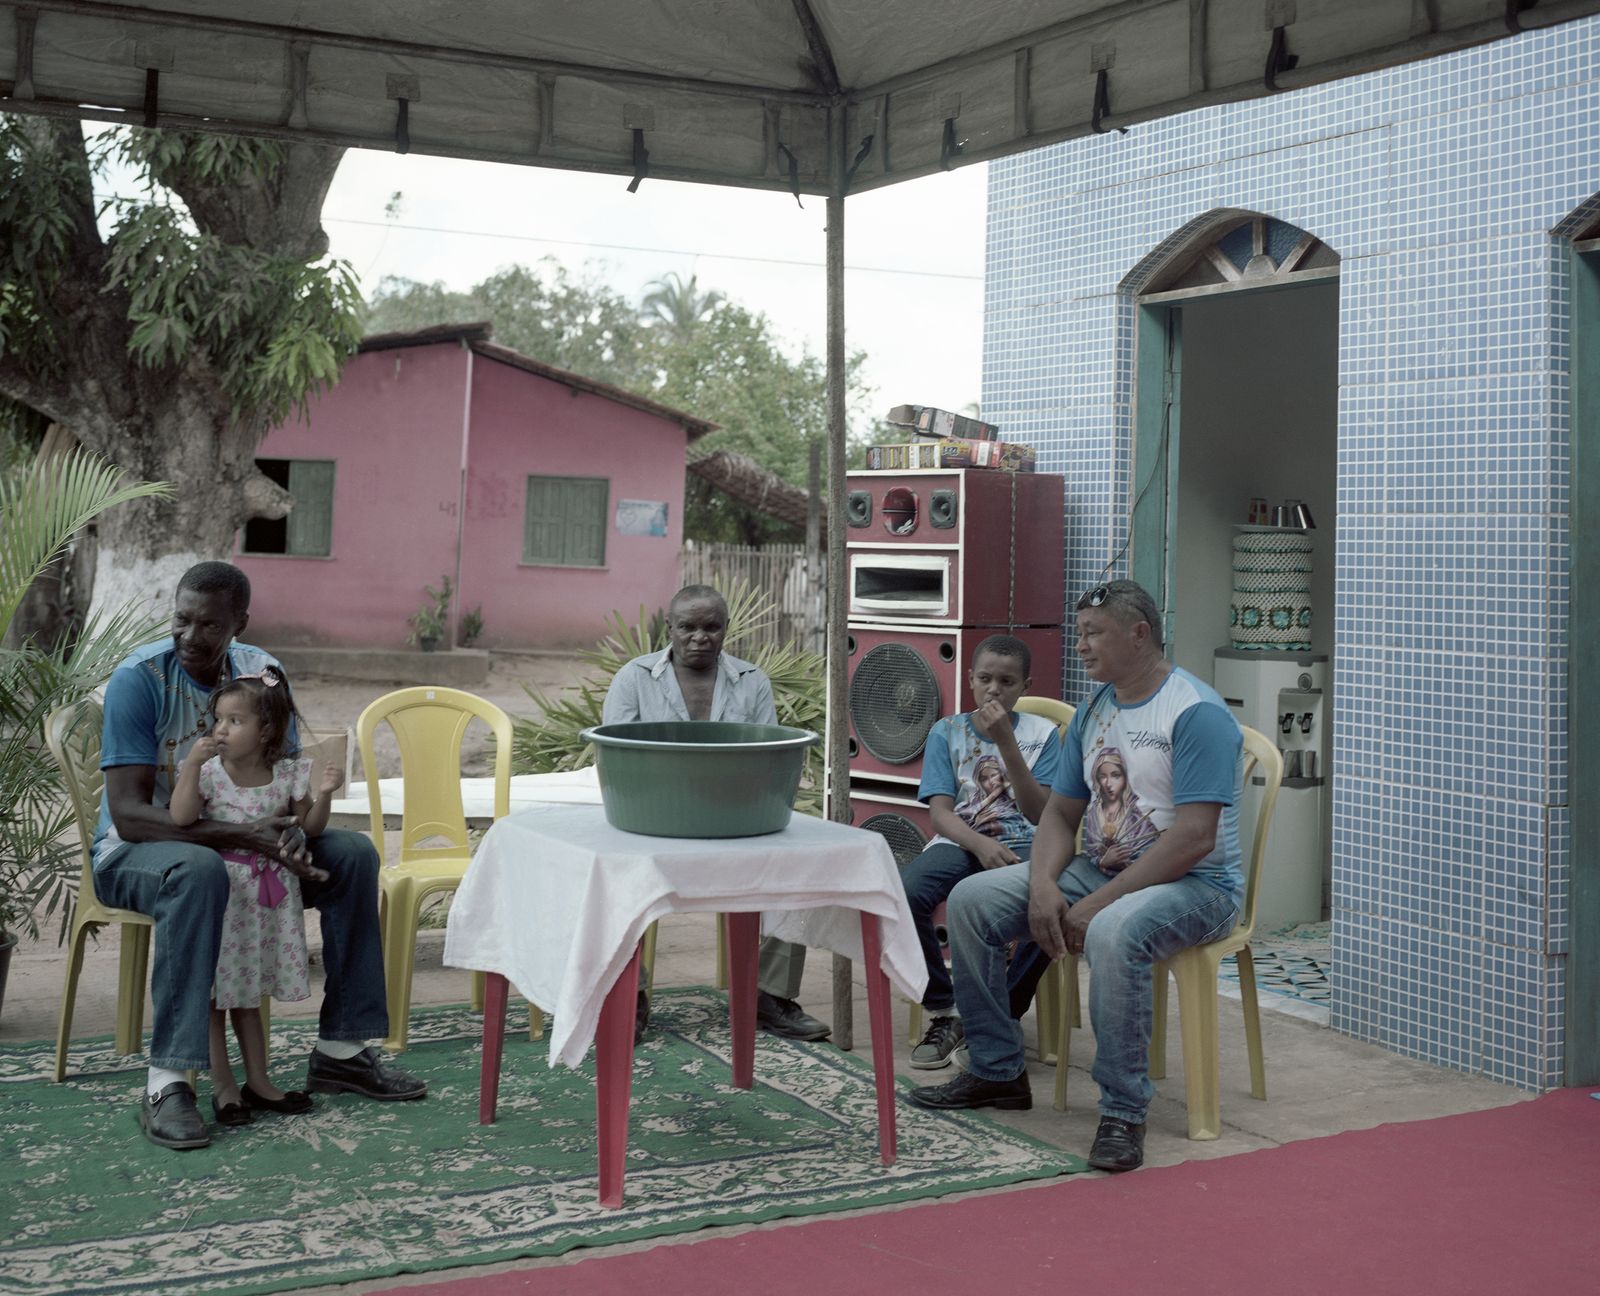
286,459,335,556
524,477,565,563
525,476,608,567
565,478,608,566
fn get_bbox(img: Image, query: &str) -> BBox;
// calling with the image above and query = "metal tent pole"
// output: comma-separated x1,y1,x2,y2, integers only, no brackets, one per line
825,180,854,1050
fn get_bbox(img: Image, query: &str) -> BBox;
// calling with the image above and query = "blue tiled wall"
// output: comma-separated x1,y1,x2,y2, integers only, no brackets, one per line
984,20,1600,1088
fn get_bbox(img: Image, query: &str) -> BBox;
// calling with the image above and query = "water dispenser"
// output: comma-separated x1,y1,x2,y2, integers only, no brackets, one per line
1212,649,1330,929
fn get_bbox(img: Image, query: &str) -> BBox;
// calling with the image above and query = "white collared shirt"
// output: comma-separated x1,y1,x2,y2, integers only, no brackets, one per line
602,647,777,725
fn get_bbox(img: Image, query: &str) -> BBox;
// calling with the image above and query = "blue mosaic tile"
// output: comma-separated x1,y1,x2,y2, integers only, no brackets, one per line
985,16,1600,1089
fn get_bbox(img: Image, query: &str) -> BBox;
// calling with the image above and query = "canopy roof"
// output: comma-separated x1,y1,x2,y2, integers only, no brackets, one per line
4,1,1595,196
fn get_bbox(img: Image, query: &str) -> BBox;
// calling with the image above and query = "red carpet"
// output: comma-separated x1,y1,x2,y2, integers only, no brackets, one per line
376,1088,1600,1296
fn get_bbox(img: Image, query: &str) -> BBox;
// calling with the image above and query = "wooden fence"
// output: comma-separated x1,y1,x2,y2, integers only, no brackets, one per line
681,541,823,653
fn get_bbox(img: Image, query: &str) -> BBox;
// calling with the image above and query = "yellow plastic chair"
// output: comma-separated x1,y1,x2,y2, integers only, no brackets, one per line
47,699,153,1081
904,694,1078,1059
1051,724,1284,1140
357,686,542,1052
46,699,271,1080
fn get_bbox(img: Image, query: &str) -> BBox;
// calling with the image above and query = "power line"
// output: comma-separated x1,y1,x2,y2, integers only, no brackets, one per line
321,215,984,282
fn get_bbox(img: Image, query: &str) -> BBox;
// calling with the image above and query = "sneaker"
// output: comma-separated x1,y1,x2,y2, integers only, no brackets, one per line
1087,1116,1145,1171
905,1068,1032,1111
909,1014,965,1070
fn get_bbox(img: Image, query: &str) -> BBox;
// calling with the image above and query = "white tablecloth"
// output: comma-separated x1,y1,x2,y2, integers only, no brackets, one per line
443,804,928,1068
328,768,603,826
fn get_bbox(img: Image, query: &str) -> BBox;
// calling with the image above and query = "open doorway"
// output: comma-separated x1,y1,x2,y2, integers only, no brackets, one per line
1129,213,1340,936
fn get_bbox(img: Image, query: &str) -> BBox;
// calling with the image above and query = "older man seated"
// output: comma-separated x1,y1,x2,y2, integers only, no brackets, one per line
603,583,829,1043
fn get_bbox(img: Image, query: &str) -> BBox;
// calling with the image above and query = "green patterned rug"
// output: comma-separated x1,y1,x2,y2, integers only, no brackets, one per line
1,988,1084,1296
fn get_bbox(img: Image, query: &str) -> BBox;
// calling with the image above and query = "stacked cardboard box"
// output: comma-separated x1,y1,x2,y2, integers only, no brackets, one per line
865,438,1037,473
886,403,999,442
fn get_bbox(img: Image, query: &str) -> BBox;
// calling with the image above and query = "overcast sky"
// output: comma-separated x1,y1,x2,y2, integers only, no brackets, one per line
317,149,989,427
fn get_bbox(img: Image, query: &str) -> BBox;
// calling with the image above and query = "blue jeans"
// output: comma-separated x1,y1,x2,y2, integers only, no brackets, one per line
94,830,388,1069
946,856,1239,1123
900,841,1037,1013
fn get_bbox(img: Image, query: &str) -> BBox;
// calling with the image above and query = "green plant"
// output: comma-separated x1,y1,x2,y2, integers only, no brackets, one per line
459,604,484,648
406,574,453,647
512,578,825,813
0,447,171,944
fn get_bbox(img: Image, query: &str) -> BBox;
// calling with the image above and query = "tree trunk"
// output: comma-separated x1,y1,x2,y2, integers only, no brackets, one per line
83,365,291,623
0,123,344,625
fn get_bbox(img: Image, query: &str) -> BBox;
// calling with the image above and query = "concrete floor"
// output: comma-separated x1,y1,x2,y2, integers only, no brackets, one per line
2,898,1533,1293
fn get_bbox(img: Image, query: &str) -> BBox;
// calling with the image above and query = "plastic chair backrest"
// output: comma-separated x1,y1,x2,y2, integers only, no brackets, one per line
1013,695,1075,734
1234,724,1284,940
44,699,114,925
355,687,513,864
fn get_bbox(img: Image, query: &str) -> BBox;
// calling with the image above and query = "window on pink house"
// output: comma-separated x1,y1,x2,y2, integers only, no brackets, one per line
242,458,335,556
524,475,608,567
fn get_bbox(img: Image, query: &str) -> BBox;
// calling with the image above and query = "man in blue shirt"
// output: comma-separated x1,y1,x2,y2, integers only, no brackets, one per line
906,581,1243,1173
604,584,827,1043
900,635,1060,1070
95,562,424,1150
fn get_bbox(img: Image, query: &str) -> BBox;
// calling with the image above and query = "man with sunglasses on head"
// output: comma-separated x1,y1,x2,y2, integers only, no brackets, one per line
905,579,1243,1173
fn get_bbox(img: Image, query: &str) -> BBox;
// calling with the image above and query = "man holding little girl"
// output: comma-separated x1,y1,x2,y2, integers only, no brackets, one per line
94,561,424,1150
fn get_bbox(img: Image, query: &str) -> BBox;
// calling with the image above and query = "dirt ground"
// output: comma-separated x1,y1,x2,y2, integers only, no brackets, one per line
291,651,599,782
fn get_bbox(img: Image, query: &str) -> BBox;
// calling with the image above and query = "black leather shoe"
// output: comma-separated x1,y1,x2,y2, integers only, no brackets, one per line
211,1095,254,1127
306,1047,426,1101
241,1083,314,1114
905,1068,1032,1112
140,1082,211,1149
755,991,831,1041
1088,1116,1145,1171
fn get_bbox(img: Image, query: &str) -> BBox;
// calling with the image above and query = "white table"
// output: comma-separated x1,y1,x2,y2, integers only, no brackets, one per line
327,768,603,829
442,804,927,1206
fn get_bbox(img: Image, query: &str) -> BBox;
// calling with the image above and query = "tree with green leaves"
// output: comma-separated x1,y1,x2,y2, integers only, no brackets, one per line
639,271,724,342
0,119,362,619
366,261,656,392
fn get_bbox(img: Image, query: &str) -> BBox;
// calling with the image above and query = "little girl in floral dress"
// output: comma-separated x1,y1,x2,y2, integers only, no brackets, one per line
169,665,340,1127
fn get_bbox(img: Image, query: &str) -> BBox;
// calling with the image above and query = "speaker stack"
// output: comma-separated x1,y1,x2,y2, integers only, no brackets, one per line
834,467,1066,864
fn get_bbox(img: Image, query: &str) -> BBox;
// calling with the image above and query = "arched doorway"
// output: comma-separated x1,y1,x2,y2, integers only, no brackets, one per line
1124,210,1341,934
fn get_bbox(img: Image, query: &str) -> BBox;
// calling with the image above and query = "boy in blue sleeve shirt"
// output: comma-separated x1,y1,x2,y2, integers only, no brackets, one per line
900,635,1061,1070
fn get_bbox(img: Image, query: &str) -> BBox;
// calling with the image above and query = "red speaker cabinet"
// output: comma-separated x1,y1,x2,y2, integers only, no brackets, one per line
838,782,934,868
844,623,1065,784
845,469,1064,626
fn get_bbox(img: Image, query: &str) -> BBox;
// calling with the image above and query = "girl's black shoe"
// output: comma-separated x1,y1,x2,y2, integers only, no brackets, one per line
241,1083,314,1114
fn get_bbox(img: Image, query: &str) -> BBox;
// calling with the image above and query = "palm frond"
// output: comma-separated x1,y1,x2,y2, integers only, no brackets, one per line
0,445,172,629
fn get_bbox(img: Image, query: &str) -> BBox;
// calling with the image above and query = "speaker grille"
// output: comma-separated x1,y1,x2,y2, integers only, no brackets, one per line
858,811,929,866
850,643,941,763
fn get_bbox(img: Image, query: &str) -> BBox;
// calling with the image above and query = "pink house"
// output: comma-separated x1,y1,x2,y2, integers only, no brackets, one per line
236,323,713,650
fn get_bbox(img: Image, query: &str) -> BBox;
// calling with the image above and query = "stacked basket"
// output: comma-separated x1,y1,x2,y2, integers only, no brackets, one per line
1230,528,1313,652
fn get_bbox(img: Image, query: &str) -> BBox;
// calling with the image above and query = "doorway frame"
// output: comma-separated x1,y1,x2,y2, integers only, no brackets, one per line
1130,274,1340,629
1566,238,1600,1085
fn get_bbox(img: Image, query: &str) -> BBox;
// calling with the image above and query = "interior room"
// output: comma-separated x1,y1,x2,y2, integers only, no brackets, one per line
1167,279,1339,926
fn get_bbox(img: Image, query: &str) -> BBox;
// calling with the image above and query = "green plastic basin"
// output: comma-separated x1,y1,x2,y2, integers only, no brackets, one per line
581,721,819,837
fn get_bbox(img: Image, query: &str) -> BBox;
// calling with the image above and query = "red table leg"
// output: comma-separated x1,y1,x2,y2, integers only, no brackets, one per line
595,944,643,1208
860,912,898,1166
725,911,759,1089
478,971,510,1125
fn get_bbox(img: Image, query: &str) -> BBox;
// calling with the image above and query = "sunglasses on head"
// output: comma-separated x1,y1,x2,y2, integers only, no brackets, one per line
1079,584,1111,609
